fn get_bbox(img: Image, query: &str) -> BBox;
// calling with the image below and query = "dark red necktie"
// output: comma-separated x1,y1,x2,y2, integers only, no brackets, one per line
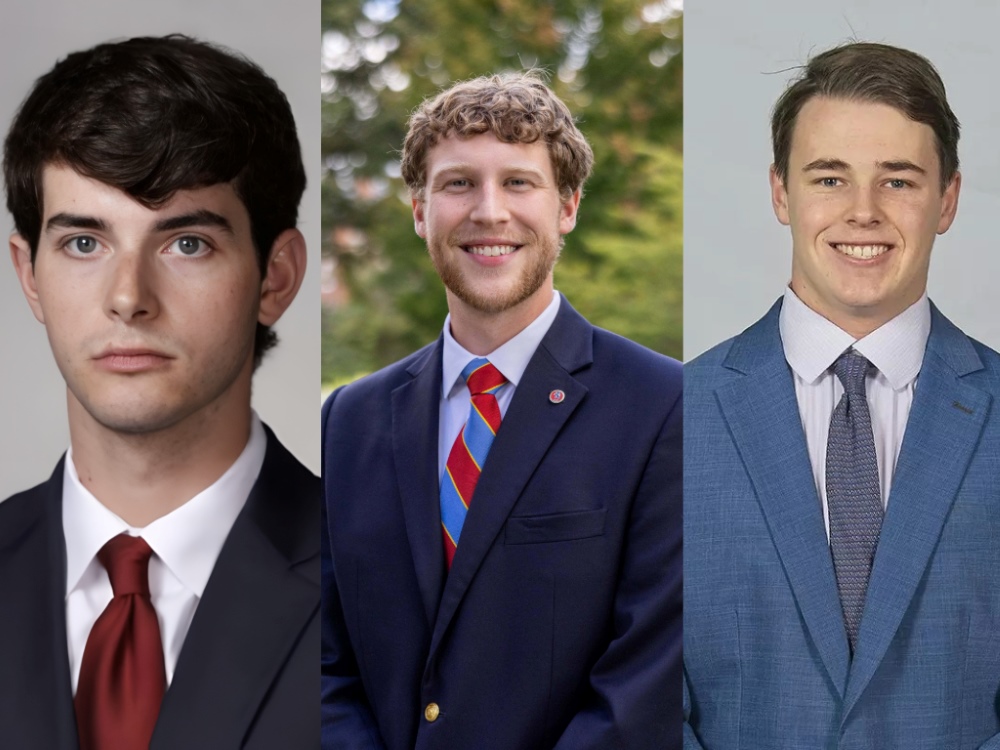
75,534,166,750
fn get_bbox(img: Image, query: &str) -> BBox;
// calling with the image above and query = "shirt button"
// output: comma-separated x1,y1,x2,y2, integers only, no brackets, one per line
424,702,440,722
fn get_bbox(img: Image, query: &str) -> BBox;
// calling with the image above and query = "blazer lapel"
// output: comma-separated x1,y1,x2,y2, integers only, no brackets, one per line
428,301,593,660
152,433,319,749
843,306,990,716
715,302,851,695
0,462,79,749
392,341,448,627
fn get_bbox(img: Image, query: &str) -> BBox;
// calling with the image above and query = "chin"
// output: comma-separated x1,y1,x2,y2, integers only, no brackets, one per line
74,390,194,436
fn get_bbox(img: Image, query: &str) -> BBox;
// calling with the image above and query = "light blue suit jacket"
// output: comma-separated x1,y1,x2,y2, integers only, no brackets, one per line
684,300,1000,750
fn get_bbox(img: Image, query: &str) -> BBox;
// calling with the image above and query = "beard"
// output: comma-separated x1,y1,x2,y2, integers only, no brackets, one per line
426,231,562,315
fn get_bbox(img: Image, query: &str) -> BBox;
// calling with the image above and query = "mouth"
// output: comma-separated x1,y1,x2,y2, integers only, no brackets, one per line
830,243,893,260
461,243,521,257
93,347,173,373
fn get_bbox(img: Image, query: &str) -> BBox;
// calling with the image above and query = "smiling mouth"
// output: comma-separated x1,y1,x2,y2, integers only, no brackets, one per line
831,243,892,260
462,244,520,257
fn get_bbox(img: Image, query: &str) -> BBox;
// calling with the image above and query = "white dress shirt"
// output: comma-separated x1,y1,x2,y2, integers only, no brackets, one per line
438,290,562,479
778,287,930,539
63,413,266,692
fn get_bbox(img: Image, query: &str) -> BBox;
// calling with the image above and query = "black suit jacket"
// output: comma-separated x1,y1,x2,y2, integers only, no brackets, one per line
323,300,683,749
0,426,319,749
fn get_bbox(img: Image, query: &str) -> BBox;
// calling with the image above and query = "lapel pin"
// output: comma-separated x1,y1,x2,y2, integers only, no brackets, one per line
549,389,566,404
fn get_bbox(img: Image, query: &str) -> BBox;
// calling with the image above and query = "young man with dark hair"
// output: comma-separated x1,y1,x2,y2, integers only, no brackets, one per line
322,71,682,749
685,42,1000,748
2,35,317,749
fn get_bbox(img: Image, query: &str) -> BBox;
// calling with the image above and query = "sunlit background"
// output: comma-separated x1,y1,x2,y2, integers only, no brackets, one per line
321,0,682,393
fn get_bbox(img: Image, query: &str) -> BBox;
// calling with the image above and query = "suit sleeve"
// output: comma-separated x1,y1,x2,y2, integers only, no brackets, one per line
320,393,388,750
683,667,708,749
552,389,683,750
977,733,1000,750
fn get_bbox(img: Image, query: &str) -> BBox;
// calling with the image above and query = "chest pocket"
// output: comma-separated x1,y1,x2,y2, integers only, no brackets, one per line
504,508,606,545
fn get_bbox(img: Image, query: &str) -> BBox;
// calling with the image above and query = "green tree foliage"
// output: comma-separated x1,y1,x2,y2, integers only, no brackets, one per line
322,0,682,384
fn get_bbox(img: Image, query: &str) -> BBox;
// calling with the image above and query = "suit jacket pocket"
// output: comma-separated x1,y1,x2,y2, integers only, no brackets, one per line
504,508,606,545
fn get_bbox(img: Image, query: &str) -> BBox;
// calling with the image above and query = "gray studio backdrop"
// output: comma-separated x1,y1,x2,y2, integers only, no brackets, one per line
684,1,1000,361
0,0,320,499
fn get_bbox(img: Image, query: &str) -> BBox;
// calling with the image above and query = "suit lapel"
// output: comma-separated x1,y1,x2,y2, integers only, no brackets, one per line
716,303,851,695
843,306,990,716
0,462,78,749
428,301,593,660
392,342,448,627
152,432,319,749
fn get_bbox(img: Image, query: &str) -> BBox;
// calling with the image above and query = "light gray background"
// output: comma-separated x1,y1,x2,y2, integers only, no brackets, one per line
684,1,1000,361
1,0,320,499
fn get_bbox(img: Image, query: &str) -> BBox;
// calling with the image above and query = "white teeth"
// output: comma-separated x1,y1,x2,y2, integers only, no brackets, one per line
833,244,890,259
466,245,517,257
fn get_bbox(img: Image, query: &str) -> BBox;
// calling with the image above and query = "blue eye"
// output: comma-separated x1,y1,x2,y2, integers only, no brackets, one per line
67,236,99,254
171,236,207,256
888,178,908,189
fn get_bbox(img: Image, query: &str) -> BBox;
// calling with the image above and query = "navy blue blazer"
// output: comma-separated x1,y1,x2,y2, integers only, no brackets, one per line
684,300,1000,749
0,427,320,749
322,300,682,749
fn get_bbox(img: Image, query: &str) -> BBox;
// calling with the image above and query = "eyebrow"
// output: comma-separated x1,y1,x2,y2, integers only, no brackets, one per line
432,164,549,181
44,209,234,235
802,159,850,172
45,213,109,233
153,210,234,234
875,160,927,175
802,158,927,175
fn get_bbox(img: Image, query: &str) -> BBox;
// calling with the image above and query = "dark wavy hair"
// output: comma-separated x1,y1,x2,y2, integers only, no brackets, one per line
3,34,306,368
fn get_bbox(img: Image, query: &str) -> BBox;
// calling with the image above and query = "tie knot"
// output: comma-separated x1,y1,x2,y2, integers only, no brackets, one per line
832,350,872,395
97,534,153,597
462,358,507,397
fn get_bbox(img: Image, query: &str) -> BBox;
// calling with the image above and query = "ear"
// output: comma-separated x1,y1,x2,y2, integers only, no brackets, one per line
10,234,45,324
558,189,582,235
258,228,307,327
412,196,427,239
936,171,961,234
769,164,791,226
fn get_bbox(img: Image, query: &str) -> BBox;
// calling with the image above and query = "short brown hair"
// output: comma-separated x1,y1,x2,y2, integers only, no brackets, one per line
401,71,593,202
771,42,960,191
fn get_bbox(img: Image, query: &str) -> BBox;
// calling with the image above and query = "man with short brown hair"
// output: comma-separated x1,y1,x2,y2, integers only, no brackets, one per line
684,42,1000,749
323,72,682,749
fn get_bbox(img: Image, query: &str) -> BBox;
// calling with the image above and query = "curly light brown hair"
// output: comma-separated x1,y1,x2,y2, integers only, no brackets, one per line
401,71,593,202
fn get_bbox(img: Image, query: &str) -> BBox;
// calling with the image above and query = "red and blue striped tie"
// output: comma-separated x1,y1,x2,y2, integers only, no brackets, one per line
440,358,507,568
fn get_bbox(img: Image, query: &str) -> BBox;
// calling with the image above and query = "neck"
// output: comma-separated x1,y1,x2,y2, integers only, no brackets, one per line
447,287,554,355
67,389,252,527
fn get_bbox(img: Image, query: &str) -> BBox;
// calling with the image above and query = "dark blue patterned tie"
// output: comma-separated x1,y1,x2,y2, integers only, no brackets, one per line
826,350,883,653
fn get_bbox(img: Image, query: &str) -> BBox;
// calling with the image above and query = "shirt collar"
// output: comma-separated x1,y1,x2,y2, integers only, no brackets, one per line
63,412,267,598
441,290,561,399
779,286,930,390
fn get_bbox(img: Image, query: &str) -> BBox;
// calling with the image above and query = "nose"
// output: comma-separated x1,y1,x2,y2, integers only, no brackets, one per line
468,182,511,225
845,186,883,227
103,252,159,322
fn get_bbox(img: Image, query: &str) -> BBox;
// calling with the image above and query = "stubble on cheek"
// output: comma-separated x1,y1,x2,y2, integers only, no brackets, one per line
426,232,561,315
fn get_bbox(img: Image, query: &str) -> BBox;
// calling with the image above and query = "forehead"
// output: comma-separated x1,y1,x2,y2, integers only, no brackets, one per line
789,97,939,171
424,132,554,178
39,164,250,230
